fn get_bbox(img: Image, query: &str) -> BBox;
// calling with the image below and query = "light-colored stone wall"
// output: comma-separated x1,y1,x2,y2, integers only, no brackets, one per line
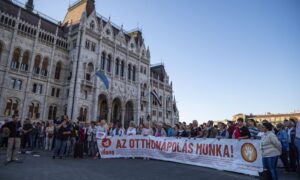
0,2,179,126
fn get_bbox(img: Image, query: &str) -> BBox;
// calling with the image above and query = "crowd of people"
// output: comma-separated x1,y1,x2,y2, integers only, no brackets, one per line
0,114,299,179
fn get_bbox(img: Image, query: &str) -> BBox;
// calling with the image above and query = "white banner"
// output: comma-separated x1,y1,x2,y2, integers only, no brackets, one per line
97,135,263,176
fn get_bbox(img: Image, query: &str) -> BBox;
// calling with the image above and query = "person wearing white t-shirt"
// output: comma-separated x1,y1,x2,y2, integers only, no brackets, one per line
112,123,125,136
45,122,54,151
96,120,107,135
126,121,137,136
142,121,153,136
256,123,265,140
94,119,107,159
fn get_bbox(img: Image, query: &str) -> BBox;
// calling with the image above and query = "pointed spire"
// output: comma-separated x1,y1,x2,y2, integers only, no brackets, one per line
99,16,103,30
26,0,34,12
108,16,111,22
146,46,151,59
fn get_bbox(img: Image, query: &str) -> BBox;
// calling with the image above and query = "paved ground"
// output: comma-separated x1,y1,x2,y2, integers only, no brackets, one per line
0,150,298,180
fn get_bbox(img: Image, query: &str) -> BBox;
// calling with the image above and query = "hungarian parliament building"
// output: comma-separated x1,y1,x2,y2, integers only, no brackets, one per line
0,0,179,127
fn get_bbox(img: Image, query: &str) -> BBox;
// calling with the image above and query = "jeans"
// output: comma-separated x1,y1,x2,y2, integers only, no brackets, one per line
262,156,278,180
1,137,8,148
66,137,76,156
45,137,53,150
30,134,36,149
88,141,97,156
280,150,290,171
69,137,77,156
289,143,297,171
22,134,31,149
37,136,44,149
295,138,300,170
53,139,67,157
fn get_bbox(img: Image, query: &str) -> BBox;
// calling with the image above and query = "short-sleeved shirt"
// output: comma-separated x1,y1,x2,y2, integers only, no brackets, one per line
57,126,70,140
190,127,201,137
239,126,251,138
23,123,33,134
4,121,22,138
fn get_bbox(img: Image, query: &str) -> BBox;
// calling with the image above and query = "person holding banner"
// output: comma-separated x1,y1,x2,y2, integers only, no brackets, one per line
108,123,114,136
112,123,125,136
142,121,153,136
177,123,189,138
126,121,137,136
136,123,143,135
260,122,282,180
256,124,265,140
141,121,153,160
226,120,235,139
94,120,107,159
248,119,259,139
155,123,167,137
236,118,251,140
190,120,201,138
96,120,107,135
203,120,217,138
216,122,229,139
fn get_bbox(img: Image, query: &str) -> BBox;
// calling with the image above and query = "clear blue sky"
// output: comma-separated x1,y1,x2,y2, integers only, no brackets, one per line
19,0,300,123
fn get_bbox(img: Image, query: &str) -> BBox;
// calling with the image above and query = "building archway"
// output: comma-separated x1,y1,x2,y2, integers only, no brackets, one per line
112,98,122,125
125,101,134,129
28,101,40,119
3,98,20,117
98,94,108,121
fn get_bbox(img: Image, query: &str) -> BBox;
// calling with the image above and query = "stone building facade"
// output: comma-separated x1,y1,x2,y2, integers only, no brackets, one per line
232,112,300,124
0,0,179,127
150,64,179,124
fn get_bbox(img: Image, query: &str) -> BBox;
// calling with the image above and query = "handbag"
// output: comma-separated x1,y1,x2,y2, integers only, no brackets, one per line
258,169,272,180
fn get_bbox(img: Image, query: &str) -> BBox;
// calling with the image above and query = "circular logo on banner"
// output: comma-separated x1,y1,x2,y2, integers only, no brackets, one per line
102,138,112,148
241,143,257,163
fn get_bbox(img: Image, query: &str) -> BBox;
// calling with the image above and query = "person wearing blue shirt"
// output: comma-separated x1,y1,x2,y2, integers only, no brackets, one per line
167,126,173,137
276,123,290,172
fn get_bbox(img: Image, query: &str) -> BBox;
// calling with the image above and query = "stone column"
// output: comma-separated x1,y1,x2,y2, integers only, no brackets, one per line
70,21,86,121
107,106,112,123
20,17,42,122
92,32,102,121
42,27,58,121
121,103,125,128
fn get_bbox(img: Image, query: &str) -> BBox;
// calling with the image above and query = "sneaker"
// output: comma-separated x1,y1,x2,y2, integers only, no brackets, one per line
13,159,23,163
